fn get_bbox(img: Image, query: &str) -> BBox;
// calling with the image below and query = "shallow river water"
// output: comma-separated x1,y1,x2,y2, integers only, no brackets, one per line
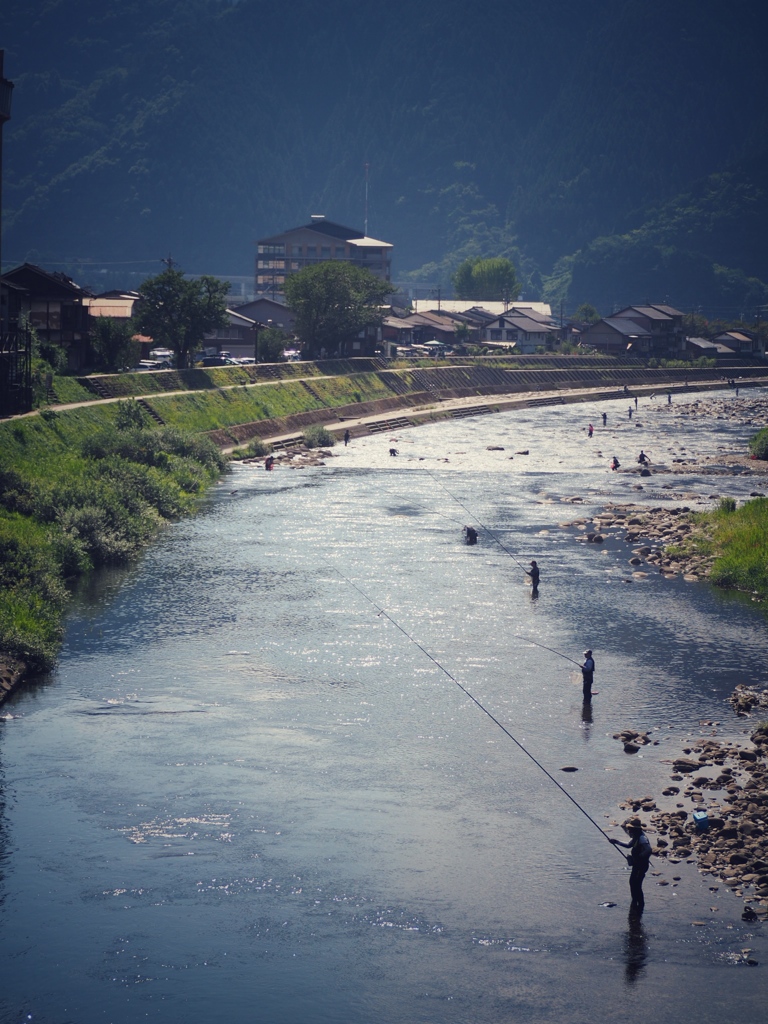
1,390,767,1023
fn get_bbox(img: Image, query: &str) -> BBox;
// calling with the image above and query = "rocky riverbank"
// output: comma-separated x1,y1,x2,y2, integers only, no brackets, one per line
567,503,718,583
0,657,28,706
240,444,336,469
613,690,768,921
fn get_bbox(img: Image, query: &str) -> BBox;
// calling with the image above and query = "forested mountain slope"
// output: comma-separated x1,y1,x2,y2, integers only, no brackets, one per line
3,0,767,312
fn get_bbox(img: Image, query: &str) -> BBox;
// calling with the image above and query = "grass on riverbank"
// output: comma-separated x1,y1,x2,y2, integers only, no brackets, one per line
0,403,225,671
143,374,396,432
690,497,768,598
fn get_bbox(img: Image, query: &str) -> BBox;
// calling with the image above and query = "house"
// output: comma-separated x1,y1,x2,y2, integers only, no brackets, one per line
0,278,32,415
255,215,393,295
381,310,460,357
610,304,686,356
580,317,653,355
686,336,736,358
479,311,556,353
712,331,764,357
2,263,93,370
232,296,295,333
84,290,139,320
411,300,552,318
203,309,259,359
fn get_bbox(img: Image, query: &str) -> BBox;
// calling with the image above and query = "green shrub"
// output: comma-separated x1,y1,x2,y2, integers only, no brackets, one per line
115,399,148,430
749,427,768,461
303,424,335,448
244,437,271,457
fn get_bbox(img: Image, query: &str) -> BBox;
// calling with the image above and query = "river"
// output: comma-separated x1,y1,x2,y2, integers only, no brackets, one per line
1,390,766,1023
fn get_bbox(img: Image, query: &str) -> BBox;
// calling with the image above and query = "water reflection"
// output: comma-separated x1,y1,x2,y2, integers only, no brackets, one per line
623,910,649,984
1,390,767,1024
580,700,594,741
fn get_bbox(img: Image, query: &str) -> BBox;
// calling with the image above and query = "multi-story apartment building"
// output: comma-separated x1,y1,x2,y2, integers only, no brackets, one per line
256,215,393,295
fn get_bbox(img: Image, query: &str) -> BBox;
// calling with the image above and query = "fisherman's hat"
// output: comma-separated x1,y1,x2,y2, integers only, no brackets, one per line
584,649,592,656
625,817,644,832
530,560,537,565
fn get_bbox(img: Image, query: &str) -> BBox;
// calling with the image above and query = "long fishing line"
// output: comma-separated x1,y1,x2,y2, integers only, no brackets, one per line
419,472,587,668
376,486,467,527
423,468,528,570
326,562,626,860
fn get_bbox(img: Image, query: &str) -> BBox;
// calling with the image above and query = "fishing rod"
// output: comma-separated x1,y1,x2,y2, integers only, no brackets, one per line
510,633,583,668
326,562,627,860
423,469,529,570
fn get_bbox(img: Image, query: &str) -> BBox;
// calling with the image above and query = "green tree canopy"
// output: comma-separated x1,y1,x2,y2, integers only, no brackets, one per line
132,268,229,369
284,263,391,359
90,316,140,373
573,303,601,324
257,326,290,363
452,257,521,301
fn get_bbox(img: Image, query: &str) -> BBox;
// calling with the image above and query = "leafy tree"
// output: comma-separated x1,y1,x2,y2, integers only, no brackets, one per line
452,257,521,301
257,326,290,363
453,322,472,349
284,263,391,359
91,316,140,372
132,268,229,369
573,303,600,324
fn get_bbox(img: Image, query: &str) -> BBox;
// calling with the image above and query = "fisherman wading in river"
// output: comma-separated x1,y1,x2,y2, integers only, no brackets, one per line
581,649,595,701
610,817,652,914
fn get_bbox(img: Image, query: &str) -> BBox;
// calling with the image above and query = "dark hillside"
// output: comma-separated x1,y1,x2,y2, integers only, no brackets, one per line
3,0,767,311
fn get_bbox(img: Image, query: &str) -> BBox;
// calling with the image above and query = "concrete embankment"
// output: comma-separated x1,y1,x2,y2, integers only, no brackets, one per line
211,372,768,451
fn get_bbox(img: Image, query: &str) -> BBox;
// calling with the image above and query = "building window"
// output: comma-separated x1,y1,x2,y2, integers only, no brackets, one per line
490,329,502,341
258,244,285,255
307,246,317,257
31,300,61,330
335,247,346,258
321,246,331,258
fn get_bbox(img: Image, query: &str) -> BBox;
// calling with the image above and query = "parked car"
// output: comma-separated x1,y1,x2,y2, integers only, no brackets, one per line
199,355,238,367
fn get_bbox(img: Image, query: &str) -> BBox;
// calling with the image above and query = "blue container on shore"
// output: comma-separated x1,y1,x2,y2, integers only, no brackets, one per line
693,809,709,831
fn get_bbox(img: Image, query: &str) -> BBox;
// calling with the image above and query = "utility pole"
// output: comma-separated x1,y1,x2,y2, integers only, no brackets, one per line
756,304,768,356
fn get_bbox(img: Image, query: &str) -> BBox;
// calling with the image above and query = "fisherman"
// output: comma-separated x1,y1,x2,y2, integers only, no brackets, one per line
344,429,350,446
525,560,540,588
637,450,649,465
602,412,607,426
464,525,478,545
628,406,633,420
389,448,398,456
667,391,672,404
611,456,621,471
264,455,275,471
610,818,653,913
587,423,594,438
634,396,638,409
581,649,595,701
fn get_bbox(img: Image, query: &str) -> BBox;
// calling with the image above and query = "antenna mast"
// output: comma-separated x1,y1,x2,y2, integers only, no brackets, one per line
364,162,369,236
